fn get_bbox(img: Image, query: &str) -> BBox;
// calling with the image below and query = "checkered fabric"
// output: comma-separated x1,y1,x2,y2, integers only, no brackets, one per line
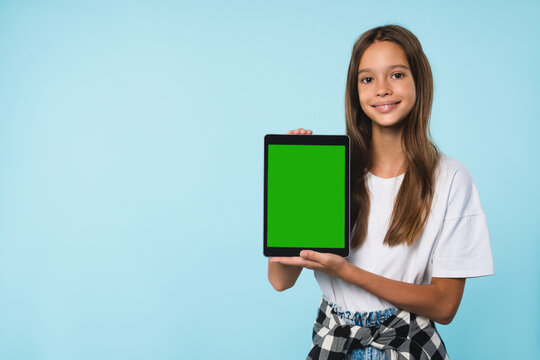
307,296,449,360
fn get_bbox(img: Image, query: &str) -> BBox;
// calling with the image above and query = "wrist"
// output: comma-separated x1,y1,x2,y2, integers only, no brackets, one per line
339,260,355,282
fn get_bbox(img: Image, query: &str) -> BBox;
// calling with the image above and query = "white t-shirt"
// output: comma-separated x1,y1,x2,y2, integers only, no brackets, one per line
314,154,494,313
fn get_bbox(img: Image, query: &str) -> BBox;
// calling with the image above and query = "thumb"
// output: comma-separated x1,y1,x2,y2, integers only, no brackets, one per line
300,250,321,261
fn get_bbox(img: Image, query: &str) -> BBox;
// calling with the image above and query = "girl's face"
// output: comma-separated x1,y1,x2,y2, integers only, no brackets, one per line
357,41,416,129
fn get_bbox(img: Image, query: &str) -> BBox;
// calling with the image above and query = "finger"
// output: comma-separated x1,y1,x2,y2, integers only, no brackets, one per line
270,256,325,272
270,256,303,266
302,260,325,271
287,128,312,135
270,256,319,267
300,250,324,263
300,259,325,271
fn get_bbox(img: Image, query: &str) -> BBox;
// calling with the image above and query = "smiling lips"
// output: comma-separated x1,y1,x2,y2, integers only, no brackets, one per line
372,101,401,113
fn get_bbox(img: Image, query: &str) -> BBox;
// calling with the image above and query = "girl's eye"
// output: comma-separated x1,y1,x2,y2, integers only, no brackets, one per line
360,77,373,84
392,73,404,79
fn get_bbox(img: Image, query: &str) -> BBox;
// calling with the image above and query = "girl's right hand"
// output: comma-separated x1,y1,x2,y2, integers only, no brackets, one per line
287,128,313,135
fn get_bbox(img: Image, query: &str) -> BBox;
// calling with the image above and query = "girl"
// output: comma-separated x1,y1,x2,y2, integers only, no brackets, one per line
268,25,494,360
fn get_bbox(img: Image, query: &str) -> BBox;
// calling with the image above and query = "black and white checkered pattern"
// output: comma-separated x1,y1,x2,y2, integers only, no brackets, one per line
307,296,449,360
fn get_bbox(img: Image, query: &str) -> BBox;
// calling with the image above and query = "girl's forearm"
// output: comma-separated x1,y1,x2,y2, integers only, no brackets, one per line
268,260,303,291
340,263,464,324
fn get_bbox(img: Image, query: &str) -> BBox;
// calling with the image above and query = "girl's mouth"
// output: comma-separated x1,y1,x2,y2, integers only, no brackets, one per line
372,102,400,113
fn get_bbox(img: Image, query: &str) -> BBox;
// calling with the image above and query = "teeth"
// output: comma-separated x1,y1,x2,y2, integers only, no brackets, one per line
375,103,397,108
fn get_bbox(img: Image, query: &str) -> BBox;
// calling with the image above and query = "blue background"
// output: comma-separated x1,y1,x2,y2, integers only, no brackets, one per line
1,0,538,359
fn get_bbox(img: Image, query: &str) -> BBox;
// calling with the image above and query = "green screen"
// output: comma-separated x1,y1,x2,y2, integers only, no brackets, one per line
267,144,345,248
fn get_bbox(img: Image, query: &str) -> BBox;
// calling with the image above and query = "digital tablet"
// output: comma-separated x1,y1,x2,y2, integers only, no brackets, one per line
263,134,350,257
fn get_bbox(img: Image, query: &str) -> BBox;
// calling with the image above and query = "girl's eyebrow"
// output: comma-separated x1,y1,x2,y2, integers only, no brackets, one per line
358,64,410,75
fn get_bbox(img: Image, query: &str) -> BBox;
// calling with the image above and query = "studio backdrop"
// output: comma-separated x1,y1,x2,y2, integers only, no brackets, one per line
0,1,538,359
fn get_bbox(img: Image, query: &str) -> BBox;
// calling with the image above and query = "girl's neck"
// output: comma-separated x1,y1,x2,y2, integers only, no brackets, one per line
369,124,406,179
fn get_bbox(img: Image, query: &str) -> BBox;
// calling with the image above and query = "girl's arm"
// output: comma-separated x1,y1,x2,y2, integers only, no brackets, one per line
270,251,465,324
268,260,303,291
341,265,465,325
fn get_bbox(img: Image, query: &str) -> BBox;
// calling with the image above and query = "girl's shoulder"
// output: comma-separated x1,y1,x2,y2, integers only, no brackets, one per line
436,153,484,218
437,153,472,177
436,153,477,187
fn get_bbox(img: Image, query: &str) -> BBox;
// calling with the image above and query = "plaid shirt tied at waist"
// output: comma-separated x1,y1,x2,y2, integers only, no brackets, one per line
307,296,449,360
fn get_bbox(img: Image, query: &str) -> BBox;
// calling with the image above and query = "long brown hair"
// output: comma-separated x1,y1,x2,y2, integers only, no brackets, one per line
345,25,440,248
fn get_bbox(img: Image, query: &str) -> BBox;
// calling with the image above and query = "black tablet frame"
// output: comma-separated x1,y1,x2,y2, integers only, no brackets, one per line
263,134,350,257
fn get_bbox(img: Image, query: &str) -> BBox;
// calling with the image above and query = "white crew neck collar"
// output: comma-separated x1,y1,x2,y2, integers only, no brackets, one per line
368,171,406,181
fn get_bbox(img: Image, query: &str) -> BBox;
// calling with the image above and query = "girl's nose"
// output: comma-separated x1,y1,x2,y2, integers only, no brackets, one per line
376,80,392,96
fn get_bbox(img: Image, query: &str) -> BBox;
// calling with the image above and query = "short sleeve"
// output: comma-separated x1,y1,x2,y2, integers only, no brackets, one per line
431,166,495,278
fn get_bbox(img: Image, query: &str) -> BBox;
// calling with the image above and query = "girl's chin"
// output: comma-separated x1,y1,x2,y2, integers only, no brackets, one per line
371,118,405,129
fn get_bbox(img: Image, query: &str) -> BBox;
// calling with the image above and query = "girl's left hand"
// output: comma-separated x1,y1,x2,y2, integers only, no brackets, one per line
269,250,350,279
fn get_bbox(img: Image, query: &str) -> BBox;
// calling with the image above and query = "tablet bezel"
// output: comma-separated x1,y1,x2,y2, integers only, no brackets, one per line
263,134,350,258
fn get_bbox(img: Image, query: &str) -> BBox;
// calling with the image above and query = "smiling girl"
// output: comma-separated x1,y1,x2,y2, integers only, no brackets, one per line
268,25,494,360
